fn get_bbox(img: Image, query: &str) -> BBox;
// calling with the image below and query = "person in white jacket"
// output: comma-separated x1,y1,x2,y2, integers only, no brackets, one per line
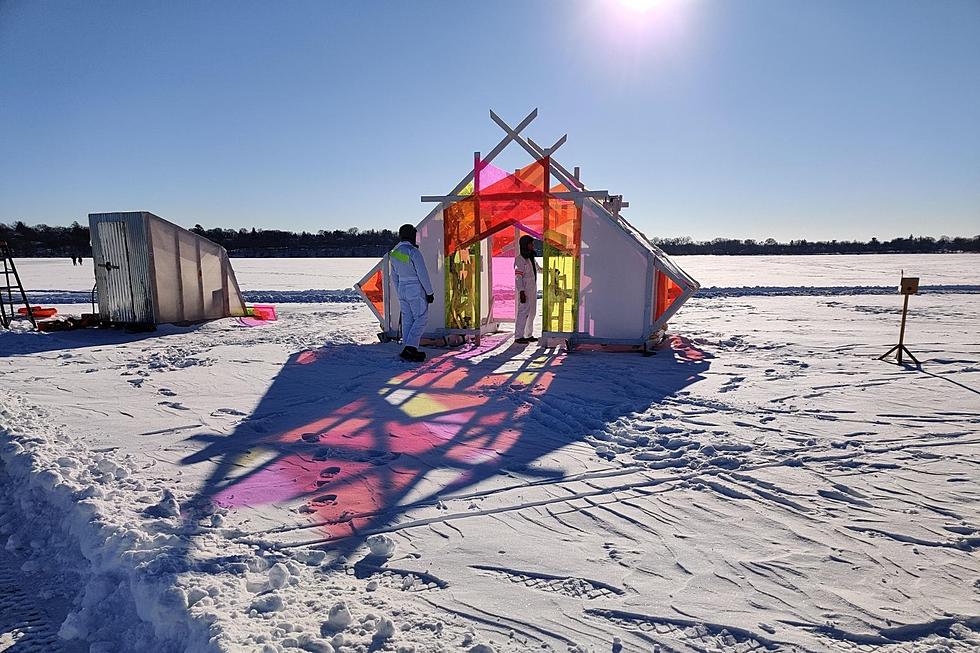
514,235,538,344
389,224,434,362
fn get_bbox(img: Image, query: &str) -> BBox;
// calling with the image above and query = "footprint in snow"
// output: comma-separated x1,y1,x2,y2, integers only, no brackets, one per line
314,466,342,488
211,408,246,417
158,388,177,397
158,401,189,411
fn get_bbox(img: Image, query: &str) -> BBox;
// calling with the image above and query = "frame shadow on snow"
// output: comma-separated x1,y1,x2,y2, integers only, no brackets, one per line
179,335,711,568
0,322,205,357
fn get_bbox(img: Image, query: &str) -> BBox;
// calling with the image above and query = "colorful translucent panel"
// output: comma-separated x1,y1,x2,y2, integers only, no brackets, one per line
445,243,481,329
445,158,575,257
544,195,580,256
543,242,578,333
655,270,684,320
491,255,517,321
360,267,384,318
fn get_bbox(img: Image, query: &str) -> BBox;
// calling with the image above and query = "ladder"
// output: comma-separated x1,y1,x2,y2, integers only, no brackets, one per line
0,240,36,329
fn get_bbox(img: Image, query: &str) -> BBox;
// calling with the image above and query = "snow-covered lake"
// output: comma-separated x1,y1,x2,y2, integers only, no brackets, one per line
2,253,979,653
14,253,980,293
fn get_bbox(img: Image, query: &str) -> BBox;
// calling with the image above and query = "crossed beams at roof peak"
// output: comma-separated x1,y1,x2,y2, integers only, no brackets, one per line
421,109,613,204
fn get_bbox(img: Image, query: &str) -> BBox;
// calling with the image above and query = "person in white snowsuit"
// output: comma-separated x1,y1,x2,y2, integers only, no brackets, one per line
514,235,538,343
389,224,434,362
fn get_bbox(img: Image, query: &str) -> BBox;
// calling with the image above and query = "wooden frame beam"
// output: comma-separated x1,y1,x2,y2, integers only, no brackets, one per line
421,190,609,203
490,110,587,193
446,109,537,196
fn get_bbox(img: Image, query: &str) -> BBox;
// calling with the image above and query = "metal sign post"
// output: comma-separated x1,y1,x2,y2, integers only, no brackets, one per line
878,274,920,366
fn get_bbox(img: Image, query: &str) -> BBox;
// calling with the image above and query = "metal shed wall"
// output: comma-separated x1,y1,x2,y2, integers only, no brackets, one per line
89,212,154,323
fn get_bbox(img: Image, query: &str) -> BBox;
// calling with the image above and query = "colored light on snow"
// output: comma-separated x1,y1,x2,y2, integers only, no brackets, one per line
399,393,447,418
209,339,564,539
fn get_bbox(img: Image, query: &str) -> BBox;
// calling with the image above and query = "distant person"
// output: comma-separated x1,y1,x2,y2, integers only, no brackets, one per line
514,234,538,344
389,224,433,362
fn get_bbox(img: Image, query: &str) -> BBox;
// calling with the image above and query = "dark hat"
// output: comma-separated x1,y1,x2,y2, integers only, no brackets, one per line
399,224,417,243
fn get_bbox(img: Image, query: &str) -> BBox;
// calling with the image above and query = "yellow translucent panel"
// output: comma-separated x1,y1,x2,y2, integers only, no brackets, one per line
542,242,578,333
445,243,481,329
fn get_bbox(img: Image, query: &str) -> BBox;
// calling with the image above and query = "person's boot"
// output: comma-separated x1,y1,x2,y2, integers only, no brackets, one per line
399,347,417,362
526,336,539,342
401,346,426,362
514,337,530,344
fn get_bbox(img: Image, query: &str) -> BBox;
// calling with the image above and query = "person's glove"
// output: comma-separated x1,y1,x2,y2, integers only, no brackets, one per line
426,294,434,304
519,290,527,304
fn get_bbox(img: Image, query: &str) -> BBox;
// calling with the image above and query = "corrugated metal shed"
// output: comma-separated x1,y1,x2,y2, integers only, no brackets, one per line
89,211,246,325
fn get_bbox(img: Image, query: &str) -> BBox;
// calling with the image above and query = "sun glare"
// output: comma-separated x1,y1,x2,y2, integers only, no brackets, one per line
618,0,660,12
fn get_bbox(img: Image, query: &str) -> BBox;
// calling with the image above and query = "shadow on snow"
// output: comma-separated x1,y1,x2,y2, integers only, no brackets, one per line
179,334,711,569
0,324,203,357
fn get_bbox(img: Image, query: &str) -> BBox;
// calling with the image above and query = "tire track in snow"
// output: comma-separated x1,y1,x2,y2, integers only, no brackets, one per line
246,424,970,548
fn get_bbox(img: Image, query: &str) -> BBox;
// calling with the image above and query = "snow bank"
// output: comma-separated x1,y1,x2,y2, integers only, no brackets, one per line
0,396,219,652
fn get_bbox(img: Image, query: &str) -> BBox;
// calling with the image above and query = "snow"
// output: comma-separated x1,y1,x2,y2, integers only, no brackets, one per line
1,255,979,652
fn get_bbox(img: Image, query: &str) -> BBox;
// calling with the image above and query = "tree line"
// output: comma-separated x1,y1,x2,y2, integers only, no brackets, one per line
648,235,980,255
1,220,978,257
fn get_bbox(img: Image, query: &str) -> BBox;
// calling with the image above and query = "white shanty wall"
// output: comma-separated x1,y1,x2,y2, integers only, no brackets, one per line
416,207,446,334
577,202,649,340
147,215,244,324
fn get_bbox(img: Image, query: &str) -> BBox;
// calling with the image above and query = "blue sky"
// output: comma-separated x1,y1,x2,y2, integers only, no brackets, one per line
1,0,978,241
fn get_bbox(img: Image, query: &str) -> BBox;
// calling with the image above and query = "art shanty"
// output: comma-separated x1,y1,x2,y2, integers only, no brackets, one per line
356,109,700,353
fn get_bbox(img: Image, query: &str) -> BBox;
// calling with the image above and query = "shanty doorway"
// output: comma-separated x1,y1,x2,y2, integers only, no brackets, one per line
489,226,540,324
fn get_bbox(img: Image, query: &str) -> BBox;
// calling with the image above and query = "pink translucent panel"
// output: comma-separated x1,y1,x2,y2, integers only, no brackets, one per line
491,255,516,321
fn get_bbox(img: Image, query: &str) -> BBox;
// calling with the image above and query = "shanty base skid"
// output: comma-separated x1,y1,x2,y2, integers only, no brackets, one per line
542,331,667,356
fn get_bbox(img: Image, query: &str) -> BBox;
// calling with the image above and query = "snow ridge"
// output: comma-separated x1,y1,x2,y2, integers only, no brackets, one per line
0,395,218,652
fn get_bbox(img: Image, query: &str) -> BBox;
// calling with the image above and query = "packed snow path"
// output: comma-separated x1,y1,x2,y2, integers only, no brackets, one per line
2,287,979,651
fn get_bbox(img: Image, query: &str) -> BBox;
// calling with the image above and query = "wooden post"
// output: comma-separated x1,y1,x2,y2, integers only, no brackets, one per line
542,154,550,332
879,275,920,366
897,293,909,364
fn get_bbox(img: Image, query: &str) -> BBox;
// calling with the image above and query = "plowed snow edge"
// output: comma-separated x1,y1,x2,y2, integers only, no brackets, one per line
0,395,218,653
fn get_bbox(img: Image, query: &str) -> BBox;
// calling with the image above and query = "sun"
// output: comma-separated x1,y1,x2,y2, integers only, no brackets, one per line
617,0,661,12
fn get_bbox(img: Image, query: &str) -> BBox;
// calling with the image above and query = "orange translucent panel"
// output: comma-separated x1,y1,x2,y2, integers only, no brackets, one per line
445,199,479,256
361,268,384,318
490,225,516,257
446,158,577,256
655,270,683,320
545,197,579,255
